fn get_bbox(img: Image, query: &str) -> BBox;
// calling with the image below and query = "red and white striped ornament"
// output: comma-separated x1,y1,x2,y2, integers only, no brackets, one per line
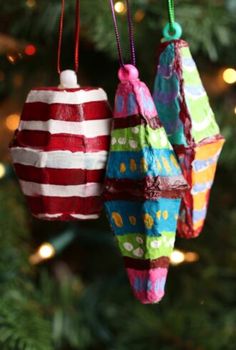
10,70,112,221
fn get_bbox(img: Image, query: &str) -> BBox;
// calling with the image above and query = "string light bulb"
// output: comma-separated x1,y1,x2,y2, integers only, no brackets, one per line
114,1,126,14
29,229,77,265
6,52,22,64
170,249,199,265
0,163,6,179
5,113,20,131
223,68,236,84
170,249,185,265
29,243,56,265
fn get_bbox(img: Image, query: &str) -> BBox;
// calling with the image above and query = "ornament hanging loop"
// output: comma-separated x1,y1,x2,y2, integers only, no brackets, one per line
163,0,182,40
57,0,80,74
109,0,136,68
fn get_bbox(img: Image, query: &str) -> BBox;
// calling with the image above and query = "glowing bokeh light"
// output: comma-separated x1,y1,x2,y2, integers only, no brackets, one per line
223,68,236,84
114,1,126,14
170,249,185,265
26,0,36,8
5,114,20,131
29,243,56,265
0,164,6,179
24,44,37,56
134,9,145,22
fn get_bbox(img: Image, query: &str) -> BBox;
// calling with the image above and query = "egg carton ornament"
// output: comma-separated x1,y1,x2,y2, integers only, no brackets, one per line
10,70,112,220
153,38,225,238
104,64,188,304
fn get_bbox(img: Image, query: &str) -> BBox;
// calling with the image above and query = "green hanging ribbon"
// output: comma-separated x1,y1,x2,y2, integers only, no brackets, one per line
167,0,175,31
163,0,182,41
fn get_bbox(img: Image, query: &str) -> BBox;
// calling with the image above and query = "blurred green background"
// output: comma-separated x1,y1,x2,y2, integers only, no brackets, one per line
0,1,236,349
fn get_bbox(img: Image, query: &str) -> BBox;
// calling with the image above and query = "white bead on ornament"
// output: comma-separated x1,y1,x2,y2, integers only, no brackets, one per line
58,69,80,89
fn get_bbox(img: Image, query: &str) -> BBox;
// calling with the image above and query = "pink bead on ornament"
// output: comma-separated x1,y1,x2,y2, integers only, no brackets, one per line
118,64,139,82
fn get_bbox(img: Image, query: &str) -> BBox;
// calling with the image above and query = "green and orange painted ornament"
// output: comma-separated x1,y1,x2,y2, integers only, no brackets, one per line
153,0,225,238
104,0,188,304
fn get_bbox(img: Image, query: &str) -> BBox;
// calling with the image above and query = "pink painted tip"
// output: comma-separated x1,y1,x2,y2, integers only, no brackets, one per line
118,64,139,82
126,267,168,304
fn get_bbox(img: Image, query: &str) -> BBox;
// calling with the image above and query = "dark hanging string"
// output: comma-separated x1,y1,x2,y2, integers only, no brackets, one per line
57,0,80,74
109,0,136,67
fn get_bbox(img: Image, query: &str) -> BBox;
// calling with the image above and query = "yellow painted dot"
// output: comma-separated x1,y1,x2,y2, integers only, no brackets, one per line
120,162,126,173
156,159,162,171
175,214,178,220
170,154,179,169
129,216,137,225
143,213,154,229
140,158,148,172
112,212,123,227
130,159,137,172
163,210,169,220
156,210,161,220
162,157,171,173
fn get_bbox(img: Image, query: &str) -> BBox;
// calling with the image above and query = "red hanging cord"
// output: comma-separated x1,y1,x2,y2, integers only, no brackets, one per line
74,0,80,72
57,0,80,74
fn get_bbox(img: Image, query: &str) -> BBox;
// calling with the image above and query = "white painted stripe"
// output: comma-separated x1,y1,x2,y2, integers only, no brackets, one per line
191,112,214,132
35,213,61,219
26,88,108,105
35,213,99,220
20,180,102,197
18,118,111,137
70,213,99,219
184,88,207,100
11,147,108,169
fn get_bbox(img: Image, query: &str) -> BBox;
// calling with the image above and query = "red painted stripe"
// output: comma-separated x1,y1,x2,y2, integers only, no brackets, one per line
21,100,112,121
25,195,103,215
113,114,161,130
124,256,170,270
14,164,105,185
104,191,182,201
157,39,188,57
104,176,188,200
13,131,110,152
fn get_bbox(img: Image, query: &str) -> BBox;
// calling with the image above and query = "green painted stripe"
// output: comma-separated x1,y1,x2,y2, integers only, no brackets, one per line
180,46,192,58
186,96,215,122
116,232,175,260
111,125,172,152
182,70,202,86
192,121,220,143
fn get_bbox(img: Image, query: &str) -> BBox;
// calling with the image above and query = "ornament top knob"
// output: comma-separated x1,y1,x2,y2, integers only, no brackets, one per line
59,70,80,89
118,64,139,82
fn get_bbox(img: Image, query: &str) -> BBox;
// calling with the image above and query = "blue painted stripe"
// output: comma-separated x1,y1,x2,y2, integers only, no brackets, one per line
106,148,181,179
182,57,197,70
193,207,207,223
192,154,219,172
184,85,206,98
191,181,213,194
133,277,166,294
154,277,166,293
104,199,181,236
